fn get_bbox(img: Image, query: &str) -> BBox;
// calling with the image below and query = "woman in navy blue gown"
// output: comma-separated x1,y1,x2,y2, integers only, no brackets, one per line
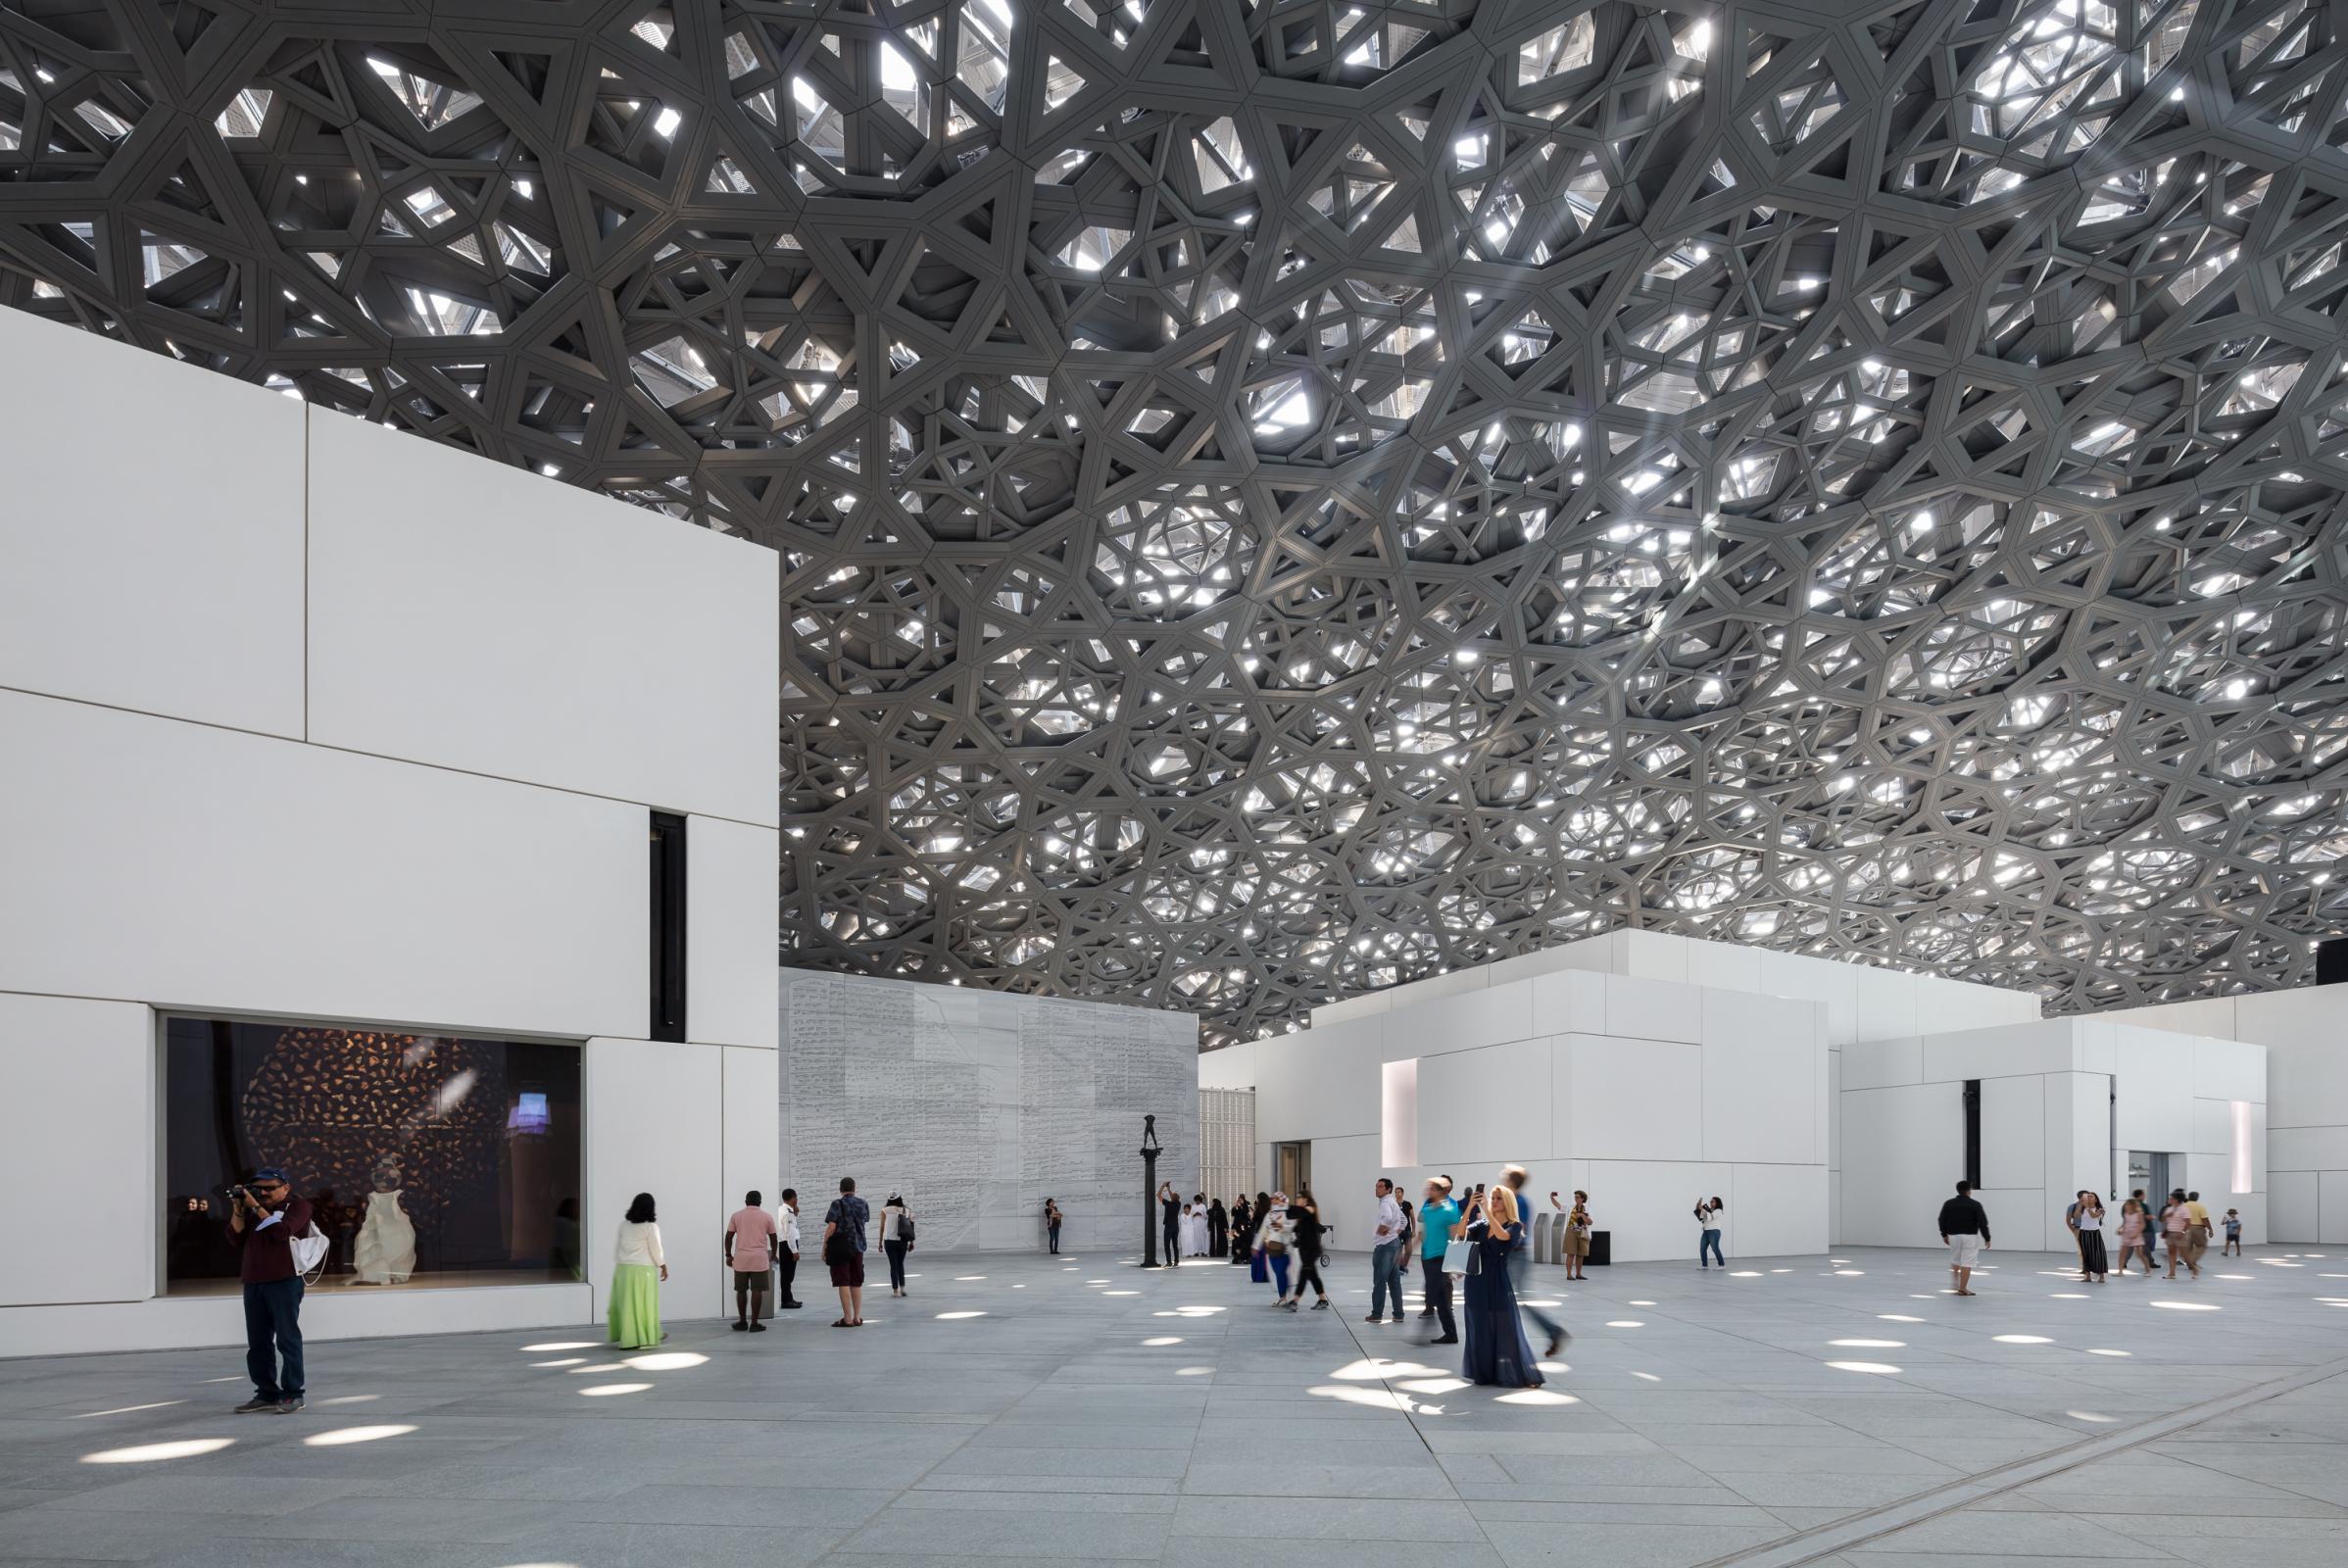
1459,1179,1544,1389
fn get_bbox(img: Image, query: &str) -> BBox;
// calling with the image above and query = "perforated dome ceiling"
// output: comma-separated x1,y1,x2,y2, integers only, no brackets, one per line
4,0,2344,1044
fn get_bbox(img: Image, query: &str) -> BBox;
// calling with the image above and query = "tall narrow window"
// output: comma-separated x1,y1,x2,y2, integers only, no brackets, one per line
1962,1078,1981,1190
1382,1057,1418,1168
649,811,687,1042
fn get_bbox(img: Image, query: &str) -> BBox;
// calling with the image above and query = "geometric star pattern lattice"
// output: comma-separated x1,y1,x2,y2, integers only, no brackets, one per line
4,0,2344,1045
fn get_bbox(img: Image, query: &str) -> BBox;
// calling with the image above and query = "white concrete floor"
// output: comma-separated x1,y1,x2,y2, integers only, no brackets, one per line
3,1244,2345,1566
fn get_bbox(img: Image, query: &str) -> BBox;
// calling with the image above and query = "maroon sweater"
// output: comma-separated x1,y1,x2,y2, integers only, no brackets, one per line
230,1199,314,1283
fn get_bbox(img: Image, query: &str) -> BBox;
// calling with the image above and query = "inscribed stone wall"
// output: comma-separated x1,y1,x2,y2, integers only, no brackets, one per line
780,972,1198,1251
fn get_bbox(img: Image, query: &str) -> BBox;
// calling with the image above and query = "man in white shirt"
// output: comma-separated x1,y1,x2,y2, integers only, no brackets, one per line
776,1188,804,1310
1366,1178,1405,1323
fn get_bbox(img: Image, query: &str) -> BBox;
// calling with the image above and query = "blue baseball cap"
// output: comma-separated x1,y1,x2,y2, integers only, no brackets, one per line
251,1168,290,1185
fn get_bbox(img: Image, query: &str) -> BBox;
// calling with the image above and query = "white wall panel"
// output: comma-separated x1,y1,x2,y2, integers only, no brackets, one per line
0,310,307,739
1529,968,1606,1035
1700,1013,1817,1166
1604,975,1700,1043
1397,980,1536,1054
1300,1133,1383,1247
1730,1163,1829,1257
585,1038,724,1319
0,993,153,1306
1920,1020,2074,1083
1415,1038,1552,1168
1754,949,1860,1045
1973,1188,2046,1252
1981,1075,2044,1193
2045,1073,2110,1215
1617,931,1691,983
1580,1160,1732,1261
1838,1083,1962,1246
2272,1125,2348,1173
2311,1174,2348,1245
0,691,644,1040
1565,1034,1701,1162
2114,1030,2196,1152
1686,939,1761,995
721,1045,781,1214
1842,1037,1923,1091
0,1283,593,1360
2270,1169,2318,1242
1854,967,1918,1043
688,816,780,1051
2116,996,2238,1039
2190,1036,2267,1104
307,411,780,826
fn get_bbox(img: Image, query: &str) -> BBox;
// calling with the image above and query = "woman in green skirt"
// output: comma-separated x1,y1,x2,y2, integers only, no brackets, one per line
609,1192,667,1348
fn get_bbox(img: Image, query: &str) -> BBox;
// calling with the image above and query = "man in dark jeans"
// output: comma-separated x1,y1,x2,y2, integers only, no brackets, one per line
1936,1179,1991,1298
1417,1178,1460,1345
227,1167,312,1413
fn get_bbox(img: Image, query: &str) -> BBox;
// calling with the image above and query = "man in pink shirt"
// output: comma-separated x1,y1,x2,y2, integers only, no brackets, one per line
725,1191,780,1333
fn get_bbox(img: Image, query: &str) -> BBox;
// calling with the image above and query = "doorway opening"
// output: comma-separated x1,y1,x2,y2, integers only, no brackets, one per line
1273,1140,1311,1198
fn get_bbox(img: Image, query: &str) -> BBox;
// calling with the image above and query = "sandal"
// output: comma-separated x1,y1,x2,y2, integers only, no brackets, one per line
831,1318,850,1327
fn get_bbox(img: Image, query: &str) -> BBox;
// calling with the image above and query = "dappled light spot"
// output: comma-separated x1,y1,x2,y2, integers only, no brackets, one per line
304,1424,416,1447
2087,1348,2131,1356
1879,1314,1924,1323
2216,1274,2255,1281
1176,1366,1213,1376
1604,1320,1644,1329
315,1396,379,1406
531,1358,586,1368
2151,1300,2219,1311
1103,1290,1139,1297
1730,1271,1763,1277
1310,1384,1414,1411
1143,1337,1183,1347
1399,1377,1469,1395
83,1438,233,1464
1631,1371,1661,1382
1993,1335,2053,1344
1833,1269,1866,1277
1830,1339,1904,1348
522,1342,597,1351
1826,1361,1901,1375
1496,1389,1578,1405
74,1401,185,1419
2066,1411,2118,1423
937,1310,986,1320
1628,1299,1656,1306
623,1352,707,1371
579,1383,651,1396
2051,1293,2089,1299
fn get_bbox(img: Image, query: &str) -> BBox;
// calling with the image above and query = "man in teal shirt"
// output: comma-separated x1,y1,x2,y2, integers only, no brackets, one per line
1417,1177,1461,1345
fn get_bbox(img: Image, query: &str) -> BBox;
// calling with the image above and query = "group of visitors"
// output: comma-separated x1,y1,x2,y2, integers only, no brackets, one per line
1155,1183,1235,1258
1935,1178,2247,1298
1223,1166,1563,1389
605,1177,913,1348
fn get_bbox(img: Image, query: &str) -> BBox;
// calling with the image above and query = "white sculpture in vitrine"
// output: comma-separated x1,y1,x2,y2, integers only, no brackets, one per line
352,1158,416,1285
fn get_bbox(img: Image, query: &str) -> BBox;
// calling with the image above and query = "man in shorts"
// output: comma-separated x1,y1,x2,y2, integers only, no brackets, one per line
1937,1180,1991,1297
724,1190,779,1333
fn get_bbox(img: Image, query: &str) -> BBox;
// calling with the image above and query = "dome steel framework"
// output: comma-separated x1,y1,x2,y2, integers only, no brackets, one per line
3,0,2345,1043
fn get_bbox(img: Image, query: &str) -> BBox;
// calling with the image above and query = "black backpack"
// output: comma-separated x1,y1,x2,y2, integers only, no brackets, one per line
898,1211,915,1245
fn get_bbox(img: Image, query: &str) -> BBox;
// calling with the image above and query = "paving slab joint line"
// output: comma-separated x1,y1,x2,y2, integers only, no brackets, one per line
1687,1351,2348,1568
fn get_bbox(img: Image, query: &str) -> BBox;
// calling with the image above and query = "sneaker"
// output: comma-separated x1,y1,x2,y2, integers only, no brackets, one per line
274,1396,304,1414
234,1396,276,1414
1431,1334,1459,1345
749,1321,767,1333
1363,1313,1384,1323
1280,1299,1297,1312
732,1320,749,1331
780,1300,803,1309
1311,1298,1330,1309
1418,1309,1436,1319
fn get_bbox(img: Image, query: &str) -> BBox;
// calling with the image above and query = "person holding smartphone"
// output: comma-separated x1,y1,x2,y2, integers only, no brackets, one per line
225,1167,312,1414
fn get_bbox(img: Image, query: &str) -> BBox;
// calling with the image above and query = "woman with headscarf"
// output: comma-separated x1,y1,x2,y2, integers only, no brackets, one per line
1207,1197,1228,1257
1231,1194,1258,1266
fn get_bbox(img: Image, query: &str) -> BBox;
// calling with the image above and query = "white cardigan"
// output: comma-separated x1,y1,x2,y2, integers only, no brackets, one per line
614,1220,665,1268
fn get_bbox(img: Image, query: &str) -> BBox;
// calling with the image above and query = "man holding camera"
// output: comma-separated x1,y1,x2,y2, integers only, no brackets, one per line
226,1168,312,1413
